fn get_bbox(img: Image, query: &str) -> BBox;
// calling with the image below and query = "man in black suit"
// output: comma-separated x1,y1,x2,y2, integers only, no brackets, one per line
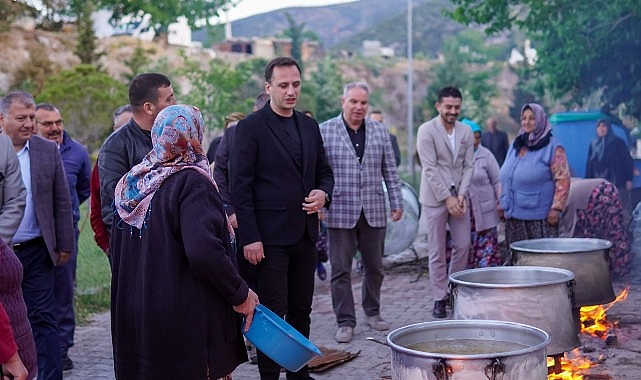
230,57,334,380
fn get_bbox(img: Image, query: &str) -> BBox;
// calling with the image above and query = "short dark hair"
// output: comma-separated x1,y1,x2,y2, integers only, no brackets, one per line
113,104,131,120
0,90,35,115
35,103,59,113
369,110,383,116
128,73,171,111
264,57,301,84
254,92,270,111
437,86,463,102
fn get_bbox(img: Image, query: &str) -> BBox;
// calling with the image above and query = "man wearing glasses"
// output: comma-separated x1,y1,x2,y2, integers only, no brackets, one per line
35,103,91,371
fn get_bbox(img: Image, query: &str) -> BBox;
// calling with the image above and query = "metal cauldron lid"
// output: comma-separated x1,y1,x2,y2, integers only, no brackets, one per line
448,266,575,288
509,238,612,253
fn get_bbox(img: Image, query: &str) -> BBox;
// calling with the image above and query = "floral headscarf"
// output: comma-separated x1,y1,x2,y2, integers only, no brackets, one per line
513,102,552,153
114,105,215,228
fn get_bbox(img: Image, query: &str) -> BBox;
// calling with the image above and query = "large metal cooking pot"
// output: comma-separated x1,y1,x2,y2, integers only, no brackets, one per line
449,266,579,356
387,320,550,380
510,238,615,307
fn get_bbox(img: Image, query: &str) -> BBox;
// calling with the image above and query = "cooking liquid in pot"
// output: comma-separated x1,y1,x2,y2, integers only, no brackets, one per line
406,339,529,355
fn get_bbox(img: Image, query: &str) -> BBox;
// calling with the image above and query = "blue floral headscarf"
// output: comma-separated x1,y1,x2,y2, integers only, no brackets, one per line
114,105,215,228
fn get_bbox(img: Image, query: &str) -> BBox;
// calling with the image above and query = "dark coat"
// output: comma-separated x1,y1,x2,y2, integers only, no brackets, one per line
98,119,152,232
586,136,633,189
213,124,237,215
110,171,248,379
229,103,334,247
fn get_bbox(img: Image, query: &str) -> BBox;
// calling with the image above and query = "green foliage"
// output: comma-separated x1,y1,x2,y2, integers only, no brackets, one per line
177,54,259,131
123,44,154,81
304,56,344,123
12,42,59,95
74,2,103,65
448,0,641,119
283,12,304,69
37,65,128,152
96,0,237,30
76,203,111,324
422,33,499,122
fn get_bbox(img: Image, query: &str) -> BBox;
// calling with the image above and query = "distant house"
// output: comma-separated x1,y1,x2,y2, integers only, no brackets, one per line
215,37,319,60
361,40,395,58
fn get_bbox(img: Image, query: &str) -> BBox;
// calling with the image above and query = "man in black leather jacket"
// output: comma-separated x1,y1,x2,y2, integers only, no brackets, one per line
97,73,177,236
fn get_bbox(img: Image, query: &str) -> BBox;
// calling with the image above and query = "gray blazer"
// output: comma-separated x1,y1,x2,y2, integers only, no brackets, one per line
416,116,474,207
28,135,75,264
319,115,402,229
0,133,26,243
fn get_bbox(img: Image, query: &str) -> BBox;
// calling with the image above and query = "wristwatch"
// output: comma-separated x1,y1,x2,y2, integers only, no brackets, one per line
324,191,331,206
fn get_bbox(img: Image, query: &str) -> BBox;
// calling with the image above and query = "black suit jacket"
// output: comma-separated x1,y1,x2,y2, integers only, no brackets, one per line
229,104,334,247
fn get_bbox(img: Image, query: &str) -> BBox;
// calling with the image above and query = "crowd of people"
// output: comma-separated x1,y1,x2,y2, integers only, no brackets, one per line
0,56,636,379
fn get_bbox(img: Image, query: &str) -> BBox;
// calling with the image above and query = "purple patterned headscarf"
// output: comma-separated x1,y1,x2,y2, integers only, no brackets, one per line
513,102,552,153
520,103,551,147
114,105,215,228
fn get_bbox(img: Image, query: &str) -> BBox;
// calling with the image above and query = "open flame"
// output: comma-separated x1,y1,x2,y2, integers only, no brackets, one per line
546,288,629,379
580,288,629,337
547,350,598,379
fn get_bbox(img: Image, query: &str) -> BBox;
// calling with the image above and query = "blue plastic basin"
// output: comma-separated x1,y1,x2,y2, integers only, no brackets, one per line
242,304,322,372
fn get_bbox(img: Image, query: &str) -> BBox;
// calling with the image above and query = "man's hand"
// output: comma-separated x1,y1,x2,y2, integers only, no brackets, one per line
57,251,71,265
445,196,464,217
234,289,260,332
390,209,403,222
244,241,265,265
303,189,326,214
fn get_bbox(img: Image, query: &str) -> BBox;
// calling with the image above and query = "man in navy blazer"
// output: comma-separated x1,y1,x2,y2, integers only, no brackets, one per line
230,57,333,380
0,90,74,380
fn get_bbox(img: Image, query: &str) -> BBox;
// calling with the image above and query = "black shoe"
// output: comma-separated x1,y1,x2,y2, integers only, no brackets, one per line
432,300,447,318
62,352,74,371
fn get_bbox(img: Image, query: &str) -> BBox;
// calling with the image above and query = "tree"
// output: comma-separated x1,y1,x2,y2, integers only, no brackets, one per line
449,0,641,119
37,65,128,152
74,2,103,65
422,32,498,123
97,0,237,30
304,56,344,123
177,53,257,131
279,12,320,71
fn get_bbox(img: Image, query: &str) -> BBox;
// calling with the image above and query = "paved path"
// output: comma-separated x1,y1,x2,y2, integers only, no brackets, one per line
64,256,641,379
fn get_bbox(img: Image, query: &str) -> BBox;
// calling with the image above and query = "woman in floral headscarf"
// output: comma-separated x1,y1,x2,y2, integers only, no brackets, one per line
110,105,259,380
499,103,571,245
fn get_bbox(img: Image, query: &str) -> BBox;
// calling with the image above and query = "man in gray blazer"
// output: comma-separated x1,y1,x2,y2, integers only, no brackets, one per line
0,133,26,244
319,82,403,343
0,90,75,380
416,86,473,319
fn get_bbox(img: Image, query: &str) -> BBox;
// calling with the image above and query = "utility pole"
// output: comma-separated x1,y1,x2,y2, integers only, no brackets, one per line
407,0,416,184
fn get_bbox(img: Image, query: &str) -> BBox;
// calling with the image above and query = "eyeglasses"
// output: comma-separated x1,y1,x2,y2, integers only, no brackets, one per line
38,119,63,127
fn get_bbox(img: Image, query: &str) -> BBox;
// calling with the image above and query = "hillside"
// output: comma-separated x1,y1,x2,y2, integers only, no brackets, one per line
229,0,464,55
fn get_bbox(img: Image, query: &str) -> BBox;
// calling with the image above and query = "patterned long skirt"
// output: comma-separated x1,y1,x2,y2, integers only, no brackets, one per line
574,181,632,278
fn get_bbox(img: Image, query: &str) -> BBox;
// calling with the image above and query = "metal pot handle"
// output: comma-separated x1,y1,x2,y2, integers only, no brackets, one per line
506,248,516,265
485,358,505,380
567,279,576,306
432,358,452,380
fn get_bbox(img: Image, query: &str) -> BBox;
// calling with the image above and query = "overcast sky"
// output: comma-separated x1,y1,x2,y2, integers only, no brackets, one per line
225,0,357,21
